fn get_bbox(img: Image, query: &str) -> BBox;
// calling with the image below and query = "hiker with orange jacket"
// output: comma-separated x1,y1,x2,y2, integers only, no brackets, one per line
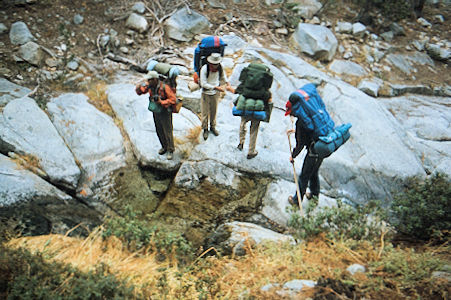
135,70,176,160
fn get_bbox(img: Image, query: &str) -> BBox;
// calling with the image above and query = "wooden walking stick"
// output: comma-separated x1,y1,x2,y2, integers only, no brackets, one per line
287,130,303,216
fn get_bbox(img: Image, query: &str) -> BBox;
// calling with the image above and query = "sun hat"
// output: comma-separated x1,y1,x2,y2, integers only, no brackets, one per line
284,100,292,116
144,70,159,80
207,53,222,64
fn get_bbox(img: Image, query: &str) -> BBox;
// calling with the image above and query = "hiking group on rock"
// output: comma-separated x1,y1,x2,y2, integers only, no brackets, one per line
135,35,351,207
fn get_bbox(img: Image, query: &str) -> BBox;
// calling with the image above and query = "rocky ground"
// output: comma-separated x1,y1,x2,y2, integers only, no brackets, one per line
0,0,450,100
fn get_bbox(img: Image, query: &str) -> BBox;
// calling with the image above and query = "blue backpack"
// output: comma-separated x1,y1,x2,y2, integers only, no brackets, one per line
289,83,335,140
194,36,227,76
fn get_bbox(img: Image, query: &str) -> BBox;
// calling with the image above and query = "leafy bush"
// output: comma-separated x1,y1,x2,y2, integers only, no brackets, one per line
288,198,388,241
391,173,451,241
103,206,192,259
0,245,135,299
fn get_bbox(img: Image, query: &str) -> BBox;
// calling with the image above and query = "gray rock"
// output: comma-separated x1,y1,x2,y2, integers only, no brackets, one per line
99,34,110,48
412,40,426,51
329,59,367,77
0,153,101,236
389,84,433,96
293,0,322,19
381,31,394,42
283,279,316,291
292,23,338,62
73,14,84,25
0,23,7,34
358,78,383,97
389,22,406,36
207,0,226,9
417,17,432,27
164,7,210,42
0,78,31,106
347,263,366,275
206,221,296,256
18,41,44,66
385,53,434,75
379,95,451,177
106,83,201,171
132,2,146,14
352,22,366,37
125,13,148,33
222,34,247,55
336,21,352,33
432,271,451,281
9,21,35,45
66,60,79,71
47,93,126,200
426,43,450,62
0,97,80,189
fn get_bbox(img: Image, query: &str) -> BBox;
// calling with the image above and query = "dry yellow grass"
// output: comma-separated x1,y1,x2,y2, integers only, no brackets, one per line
84,82,114,117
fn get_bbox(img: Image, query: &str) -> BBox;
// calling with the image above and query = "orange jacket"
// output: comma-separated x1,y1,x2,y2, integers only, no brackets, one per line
135,82,176,109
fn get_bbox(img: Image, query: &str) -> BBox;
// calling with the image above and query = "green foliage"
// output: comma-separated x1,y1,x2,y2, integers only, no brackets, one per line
278,0,302,29
367,244,446,291
353,0,412,21
0,245,136,299
391,173,451,241
288,198,388,241
103,206,192,259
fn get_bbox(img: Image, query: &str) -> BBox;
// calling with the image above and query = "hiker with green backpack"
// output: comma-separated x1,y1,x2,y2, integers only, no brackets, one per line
228,63,274,159
135,70,177,160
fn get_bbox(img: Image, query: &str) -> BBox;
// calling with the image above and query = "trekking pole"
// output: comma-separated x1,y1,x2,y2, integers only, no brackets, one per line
287,130,304,217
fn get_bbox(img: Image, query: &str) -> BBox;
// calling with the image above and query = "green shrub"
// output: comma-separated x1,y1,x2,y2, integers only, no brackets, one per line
288,198,388,241
0,245,136,299
103,206,192,259
391,173,451,241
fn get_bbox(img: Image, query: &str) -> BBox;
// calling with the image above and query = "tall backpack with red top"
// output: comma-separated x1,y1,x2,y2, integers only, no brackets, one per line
193,36,227,83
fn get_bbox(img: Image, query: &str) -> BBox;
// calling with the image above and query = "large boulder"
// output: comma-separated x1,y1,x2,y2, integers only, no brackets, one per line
106,83,201,171
379,95,451,177
0,97,80,190
0,154,100,236
292,23,337,62
164,7,210,42
18,41,44,67
47,93,126,201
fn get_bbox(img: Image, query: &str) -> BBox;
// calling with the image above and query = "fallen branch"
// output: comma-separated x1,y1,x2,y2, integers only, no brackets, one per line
105,53,147,73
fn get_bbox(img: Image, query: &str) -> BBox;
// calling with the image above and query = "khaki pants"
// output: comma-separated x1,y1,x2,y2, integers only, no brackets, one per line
201,93,219,130
239,116,260,154
153,109,174,152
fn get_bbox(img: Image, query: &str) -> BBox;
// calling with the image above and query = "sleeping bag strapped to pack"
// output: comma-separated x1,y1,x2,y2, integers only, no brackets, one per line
193,36,227,83
313,123,352,158
289,83,335,139
236,63,273,102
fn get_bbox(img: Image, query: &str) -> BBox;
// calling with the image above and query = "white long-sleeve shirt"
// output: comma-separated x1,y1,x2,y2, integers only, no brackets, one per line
200,64,227,95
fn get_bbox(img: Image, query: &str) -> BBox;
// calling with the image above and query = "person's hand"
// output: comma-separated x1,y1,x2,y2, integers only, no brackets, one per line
289,156,294,163
226,86,235,93
287,129,295,135
215,86,225,92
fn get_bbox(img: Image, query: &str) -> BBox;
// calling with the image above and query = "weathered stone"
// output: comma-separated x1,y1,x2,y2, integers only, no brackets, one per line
47,93,126,201
125,13,148,33
164,7,210,42
0,97,80,189
292,23,337,62
18,41,44,66
131,1,146,14
0,23,7,34
329,59,367,77
0,78,31,106
9,21,34,45
358,78,383,97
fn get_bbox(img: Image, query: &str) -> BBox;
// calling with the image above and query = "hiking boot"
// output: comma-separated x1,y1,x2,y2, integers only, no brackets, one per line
288,196,299,206
210,127,219,136
158,148,167,155
237,143,243,151
203,129,208,140
167,152,173,160
246,151,258,159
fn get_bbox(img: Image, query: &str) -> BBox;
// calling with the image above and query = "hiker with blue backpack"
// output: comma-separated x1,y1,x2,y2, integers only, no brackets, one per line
199,53,230,140
285,83,352,208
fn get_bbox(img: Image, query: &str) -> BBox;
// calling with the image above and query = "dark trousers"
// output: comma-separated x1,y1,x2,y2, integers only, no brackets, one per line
153,109,174,152
292,150,323,203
